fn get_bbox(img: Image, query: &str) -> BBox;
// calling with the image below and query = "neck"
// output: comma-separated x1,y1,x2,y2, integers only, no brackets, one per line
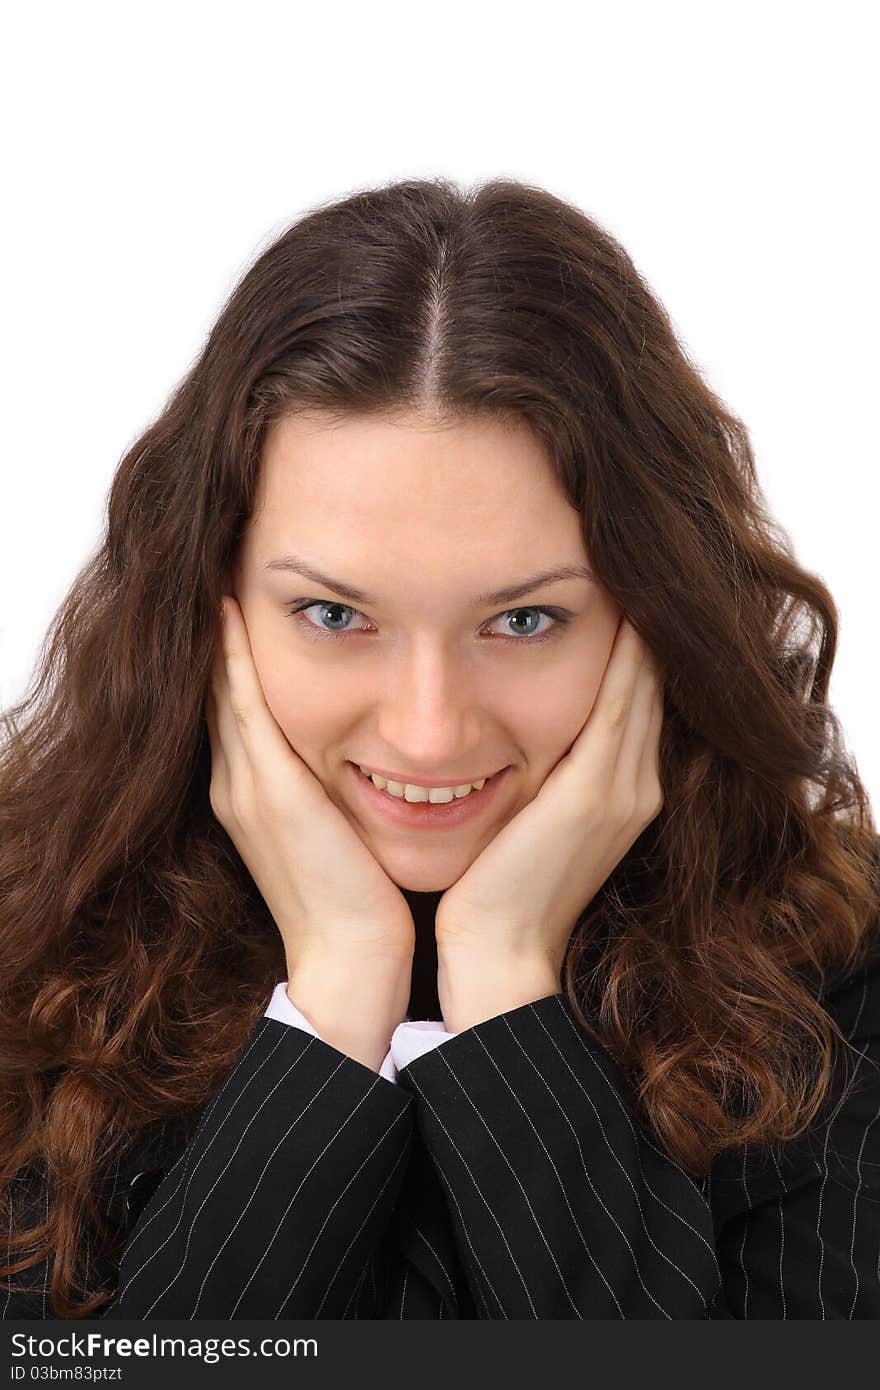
402,889,443,1021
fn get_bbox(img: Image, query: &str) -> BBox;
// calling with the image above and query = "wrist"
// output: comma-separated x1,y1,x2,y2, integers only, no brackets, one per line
287,952,413,1031
437,948,561,1034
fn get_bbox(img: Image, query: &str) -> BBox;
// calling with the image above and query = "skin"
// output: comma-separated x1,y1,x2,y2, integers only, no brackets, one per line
232,408,623,916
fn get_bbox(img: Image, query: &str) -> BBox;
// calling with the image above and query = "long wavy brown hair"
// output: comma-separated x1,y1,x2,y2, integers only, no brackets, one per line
2,175,877,1318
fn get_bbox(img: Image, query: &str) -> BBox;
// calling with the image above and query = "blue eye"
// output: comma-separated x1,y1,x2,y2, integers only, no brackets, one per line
284,599,572,647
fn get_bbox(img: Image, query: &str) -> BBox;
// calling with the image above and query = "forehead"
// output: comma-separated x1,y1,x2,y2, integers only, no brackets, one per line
252,410,578,544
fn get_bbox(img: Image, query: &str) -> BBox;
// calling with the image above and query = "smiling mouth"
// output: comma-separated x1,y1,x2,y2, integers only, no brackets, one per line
352,762,507,790
352,763,507,800
348,760,511,823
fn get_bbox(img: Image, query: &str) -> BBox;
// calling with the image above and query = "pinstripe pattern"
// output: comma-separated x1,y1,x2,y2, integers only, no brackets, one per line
3,921,879,1318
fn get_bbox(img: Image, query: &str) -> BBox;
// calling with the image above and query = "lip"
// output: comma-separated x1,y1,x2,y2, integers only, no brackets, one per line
347,760,510,830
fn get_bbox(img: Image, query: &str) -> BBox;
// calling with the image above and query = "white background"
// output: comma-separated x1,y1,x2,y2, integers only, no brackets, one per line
2,0,877,804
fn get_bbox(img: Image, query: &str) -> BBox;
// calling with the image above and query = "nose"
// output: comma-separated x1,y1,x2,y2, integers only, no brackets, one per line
372,643,487,779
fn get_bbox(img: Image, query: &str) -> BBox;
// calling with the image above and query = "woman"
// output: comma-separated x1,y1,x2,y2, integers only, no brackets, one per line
1,176,878,1320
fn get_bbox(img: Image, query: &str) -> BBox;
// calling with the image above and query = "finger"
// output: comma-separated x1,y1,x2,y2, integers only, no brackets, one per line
637,687,665,819
210,605,250,784
647,683,664,780
204,684,231,807
614,647,664,791
532,619,650,805
220,595,268,723
218,594,299,780
205,683,227,775
574,617,648,780
602,618,648,716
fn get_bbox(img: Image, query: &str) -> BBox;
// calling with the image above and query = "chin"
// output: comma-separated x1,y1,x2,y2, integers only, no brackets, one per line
343,807,488,893
389,863,460,893
375,843,475,894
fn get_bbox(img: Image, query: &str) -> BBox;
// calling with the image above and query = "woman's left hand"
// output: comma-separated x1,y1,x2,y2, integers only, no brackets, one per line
435,616,665,993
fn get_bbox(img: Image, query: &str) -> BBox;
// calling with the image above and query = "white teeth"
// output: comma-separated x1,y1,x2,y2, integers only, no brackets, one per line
358,765,488,803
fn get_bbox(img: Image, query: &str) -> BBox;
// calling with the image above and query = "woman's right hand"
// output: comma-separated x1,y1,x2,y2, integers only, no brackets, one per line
205,594,416,977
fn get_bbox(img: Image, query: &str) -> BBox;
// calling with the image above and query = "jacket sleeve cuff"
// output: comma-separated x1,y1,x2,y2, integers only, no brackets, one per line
265,981,397,1084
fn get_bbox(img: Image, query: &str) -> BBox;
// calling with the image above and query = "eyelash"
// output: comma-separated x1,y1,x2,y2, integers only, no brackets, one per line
283,599,573,647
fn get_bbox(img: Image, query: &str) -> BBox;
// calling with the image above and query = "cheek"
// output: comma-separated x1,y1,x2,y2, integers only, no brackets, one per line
523,626,615,769
256,652,356,750
248,641,308,733
242,605,356,761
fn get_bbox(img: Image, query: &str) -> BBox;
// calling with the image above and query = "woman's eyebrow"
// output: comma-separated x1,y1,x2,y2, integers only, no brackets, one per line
264,554,594,609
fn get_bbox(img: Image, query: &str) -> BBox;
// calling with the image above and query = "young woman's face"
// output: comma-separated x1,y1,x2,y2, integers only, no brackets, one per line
234,410,622,891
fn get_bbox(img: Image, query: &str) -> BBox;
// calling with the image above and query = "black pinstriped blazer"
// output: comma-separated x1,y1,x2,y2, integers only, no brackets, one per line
3,919,879,1320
